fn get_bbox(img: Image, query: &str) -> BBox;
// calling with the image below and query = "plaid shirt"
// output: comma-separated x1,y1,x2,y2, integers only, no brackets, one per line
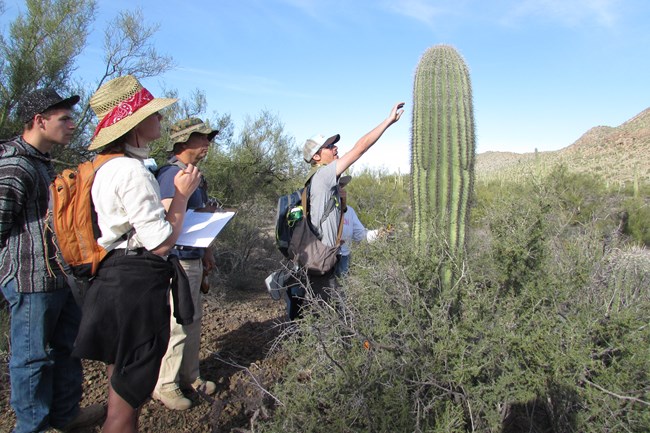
0,136,66,292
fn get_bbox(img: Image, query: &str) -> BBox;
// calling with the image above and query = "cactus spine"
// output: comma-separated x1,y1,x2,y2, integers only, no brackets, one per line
411,45,476,289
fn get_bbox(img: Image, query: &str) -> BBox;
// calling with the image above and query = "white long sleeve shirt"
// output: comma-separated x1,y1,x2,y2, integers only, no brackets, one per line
92,157,172,251
340,205,377,256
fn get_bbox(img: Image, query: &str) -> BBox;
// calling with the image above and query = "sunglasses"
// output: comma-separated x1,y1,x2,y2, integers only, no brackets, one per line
320,142,337,151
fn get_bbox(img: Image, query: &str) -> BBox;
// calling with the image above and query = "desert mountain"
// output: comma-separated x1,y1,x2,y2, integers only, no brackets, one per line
476,107,650,185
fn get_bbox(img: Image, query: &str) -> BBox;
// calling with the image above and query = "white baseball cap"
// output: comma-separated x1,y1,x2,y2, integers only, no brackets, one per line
302,133,340,163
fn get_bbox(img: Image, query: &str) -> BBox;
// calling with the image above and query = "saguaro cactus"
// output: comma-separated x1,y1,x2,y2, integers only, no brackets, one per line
411,44,476,289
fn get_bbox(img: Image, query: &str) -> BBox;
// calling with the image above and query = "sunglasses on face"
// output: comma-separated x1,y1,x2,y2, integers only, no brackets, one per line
320,142,336,151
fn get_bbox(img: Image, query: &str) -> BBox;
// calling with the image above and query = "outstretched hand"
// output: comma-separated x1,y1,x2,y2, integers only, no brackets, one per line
388,102,405,125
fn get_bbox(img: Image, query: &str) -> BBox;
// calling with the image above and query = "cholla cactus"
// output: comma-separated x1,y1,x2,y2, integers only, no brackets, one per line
411,44,476,289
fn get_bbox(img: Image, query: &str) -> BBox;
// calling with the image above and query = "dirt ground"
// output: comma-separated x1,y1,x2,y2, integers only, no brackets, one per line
0,285,290,433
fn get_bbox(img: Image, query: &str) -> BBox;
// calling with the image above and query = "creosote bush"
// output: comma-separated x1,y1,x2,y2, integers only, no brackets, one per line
344,167,410,230
622,197,650,246
259,170,650,433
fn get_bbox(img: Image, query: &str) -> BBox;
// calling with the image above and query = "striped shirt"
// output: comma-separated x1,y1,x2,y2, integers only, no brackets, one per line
0,137,66,292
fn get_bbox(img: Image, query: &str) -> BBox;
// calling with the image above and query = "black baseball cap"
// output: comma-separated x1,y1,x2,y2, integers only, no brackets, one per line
16,88,80,124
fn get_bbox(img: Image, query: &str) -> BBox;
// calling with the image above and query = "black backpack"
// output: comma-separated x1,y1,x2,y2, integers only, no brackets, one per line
274,171,338,258
275,187,304,258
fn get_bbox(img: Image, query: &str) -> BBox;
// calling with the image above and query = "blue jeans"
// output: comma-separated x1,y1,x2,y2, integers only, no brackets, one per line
335,254,350,278
1,279,83,433
286,285,305,321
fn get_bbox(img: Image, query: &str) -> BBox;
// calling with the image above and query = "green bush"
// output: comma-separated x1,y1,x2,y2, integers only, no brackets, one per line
622,197,650,246
345,168,410,230
258,170,650,433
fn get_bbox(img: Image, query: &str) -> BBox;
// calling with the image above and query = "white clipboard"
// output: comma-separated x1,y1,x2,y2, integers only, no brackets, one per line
176,209,236,248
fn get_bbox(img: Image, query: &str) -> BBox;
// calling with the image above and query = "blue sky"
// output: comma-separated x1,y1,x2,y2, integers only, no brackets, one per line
5,0,650,173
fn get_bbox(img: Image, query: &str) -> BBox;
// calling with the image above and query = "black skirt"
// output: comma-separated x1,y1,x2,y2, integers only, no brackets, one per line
73,249,174,408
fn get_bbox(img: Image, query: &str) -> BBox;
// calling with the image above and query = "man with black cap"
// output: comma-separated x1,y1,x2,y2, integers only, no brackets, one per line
291,102,404,316
0,89,105,432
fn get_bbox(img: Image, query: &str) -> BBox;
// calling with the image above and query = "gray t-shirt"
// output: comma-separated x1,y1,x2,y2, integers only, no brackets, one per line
308,163,341,247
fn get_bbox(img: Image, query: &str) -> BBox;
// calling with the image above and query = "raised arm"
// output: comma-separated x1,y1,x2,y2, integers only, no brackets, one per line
335,102,404,176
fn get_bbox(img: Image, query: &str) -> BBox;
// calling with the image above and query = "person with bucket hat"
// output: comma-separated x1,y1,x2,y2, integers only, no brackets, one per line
296,102,404,313
153,118,219,410
71,75,202,433
0,88,106,432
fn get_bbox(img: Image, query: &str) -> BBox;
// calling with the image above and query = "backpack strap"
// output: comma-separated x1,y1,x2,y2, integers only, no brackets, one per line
159,158,209,206
301,174,344,245
90,153,134,248
304,164,336,226
92,152,124,171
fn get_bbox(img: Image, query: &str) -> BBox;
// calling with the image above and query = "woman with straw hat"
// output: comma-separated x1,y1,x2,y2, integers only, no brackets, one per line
72,75,201,433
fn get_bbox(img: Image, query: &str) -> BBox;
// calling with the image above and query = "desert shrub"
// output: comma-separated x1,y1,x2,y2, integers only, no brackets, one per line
486,191,549,294
589,245,650,313
260,235,465,433
576,252,650,431
202,110,306,207
622,197,650,247
211,195,280,292
345,168,410,230
542,165,606,226
258,170,650,432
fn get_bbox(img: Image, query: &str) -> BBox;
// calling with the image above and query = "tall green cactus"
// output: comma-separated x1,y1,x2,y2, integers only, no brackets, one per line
411,44,476,289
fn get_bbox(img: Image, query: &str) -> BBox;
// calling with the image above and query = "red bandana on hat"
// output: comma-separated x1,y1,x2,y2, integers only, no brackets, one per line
91,88,154,139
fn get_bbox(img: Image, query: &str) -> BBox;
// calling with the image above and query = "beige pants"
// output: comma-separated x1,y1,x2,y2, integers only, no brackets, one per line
155,258,204,392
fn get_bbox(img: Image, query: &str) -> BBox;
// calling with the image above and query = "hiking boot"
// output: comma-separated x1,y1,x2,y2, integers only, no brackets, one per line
152,387,193,411
184,377,216,396
55,403,106,432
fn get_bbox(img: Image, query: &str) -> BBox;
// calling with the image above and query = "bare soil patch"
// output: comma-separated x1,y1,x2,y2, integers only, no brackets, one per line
0,286,288,433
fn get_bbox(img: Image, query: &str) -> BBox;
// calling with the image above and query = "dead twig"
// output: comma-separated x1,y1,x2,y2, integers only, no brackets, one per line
583,378,650,407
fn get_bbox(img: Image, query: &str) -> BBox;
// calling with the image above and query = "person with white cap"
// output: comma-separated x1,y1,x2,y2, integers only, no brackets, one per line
152,118,219,410
293,102,404,315
72,75,201,433
0,88,106,433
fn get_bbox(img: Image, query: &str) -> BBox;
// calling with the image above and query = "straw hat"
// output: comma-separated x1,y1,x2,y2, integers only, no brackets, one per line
88,75,177,151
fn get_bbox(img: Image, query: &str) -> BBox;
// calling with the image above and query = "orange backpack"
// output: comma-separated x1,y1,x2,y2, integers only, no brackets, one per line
50,153,124,278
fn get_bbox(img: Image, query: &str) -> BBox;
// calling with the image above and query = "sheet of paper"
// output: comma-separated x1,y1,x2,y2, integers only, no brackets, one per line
176,209,236,248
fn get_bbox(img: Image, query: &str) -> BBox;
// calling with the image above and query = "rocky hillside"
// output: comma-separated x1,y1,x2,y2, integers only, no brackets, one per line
476,107,650,185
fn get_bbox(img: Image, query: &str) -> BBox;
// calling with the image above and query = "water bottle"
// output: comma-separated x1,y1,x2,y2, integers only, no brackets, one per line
287,206,304,226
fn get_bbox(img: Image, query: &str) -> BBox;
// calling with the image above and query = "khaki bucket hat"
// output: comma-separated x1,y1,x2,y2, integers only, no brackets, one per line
166,118,219,151
88,75,177,151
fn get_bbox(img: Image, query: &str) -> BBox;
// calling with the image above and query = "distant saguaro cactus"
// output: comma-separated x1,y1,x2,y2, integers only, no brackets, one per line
411,44,476,289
